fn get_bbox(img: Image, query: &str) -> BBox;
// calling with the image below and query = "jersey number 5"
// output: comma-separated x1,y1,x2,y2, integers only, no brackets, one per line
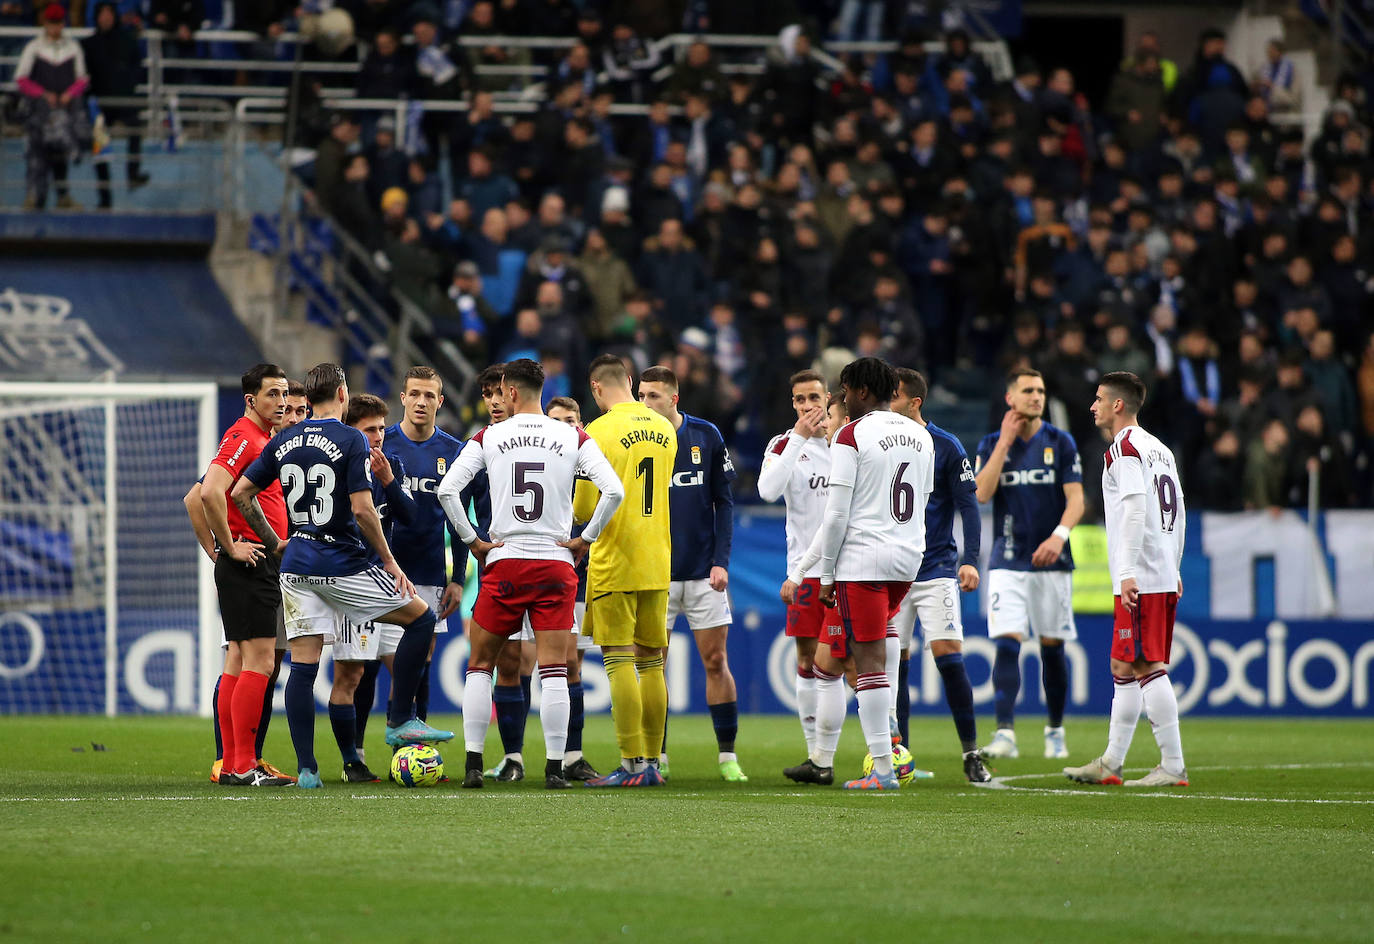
281,462,335,527
1152,473,1178,532
513,461,545,522
890,461,915,523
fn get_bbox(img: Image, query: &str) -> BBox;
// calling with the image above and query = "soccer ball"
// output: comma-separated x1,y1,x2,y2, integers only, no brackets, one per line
391,744,444,787
862,744,919,785
302,7,355,57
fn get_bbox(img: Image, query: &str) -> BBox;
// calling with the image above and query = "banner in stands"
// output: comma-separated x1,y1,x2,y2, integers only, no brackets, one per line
2,510,1372,715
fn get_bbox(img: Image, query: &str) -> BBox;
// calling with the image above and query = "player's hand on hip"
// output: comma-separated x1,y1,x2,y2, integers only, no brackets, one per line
273,538,289,559
1121,577,1140,612
780,579,798,604
438,581,462,619
469,537,504,569
1031,535,1063,568
819,582,837,608
957,564,980,592
385,559,416,599
709,566,729,593
226,538,265,566
558,536,590,564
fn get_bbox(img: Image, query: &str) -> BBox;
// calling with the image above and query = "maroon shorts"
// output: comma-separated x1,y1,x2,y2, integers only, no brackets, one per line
473,559,577,637
823,606,846,660
836,580,911,646
786,578,826,638
1111,592,1178,664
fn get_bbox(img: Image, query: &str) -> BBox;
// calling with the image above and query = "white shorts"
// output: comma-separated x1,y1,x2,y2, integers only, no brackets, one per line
280,566,416,642
666,578,731,631
376,584,444,657
986,570,1077,641
890,577,963,650
332,615,382,662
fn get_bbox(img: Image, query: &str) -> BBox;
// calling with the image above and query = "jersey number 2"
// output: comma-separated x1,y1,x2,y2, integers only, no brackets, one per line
281,462,335,527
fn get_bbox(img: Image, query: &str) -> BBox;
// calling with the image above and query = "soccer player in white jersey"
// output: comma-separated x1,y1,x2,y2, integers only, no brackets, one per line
757,370,831,763
1064,372,1189,787
436,359,625,789
782,357,936,790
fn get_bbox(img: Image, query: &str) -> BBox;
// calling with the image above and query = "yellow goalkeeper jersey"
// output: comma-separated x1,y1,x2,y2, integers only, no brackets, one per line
574,400,676,592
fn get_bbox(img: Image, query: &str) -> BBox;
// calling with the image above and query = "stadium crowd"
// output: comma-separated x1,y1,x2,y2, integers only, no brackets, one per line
8,0,1374,512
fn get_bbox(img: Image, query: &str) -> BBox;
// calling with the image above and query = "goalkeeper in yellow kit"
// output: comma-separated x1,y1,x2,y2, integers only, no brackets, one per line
573,354,676,787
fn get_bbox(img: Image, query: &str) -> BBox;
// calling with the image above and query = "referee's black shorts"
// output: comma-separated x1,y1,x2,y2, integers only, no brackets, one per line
215,542,281,642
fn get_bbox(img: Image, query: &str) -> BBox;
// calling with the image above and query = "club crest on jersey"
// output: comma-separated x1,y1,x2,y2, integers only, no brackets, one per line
437,458,446,474
691,445,702,464
1043,447,1054,465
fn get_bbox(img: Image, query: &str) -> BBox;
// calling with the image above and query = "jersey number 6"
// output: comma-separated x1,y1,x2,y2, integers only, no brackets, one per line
890,461,915,524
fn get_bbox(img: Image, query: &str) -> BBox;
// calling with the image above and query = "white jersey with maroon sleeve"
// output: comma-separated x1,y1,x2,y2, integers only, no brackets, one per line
1102,425,1186,594
439,413,619,567
830,411,936,582
758,431,831,579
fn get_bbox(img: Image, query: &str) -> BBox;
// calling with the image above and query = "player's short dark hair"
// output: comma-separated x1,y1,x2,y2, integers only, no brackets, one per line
304,363,347,406
1099,371,1146,415
895,367,927,402
403,366,443,394
345,393,389,426
287,380,306,398
839,356,898,403
477,363,506,392
589,353,631,387
789,369,824,390
1006,366,1043,389
547,396,580,418
501,358,544,396
827,391,848,415
241,363,287,397
641,365,678,390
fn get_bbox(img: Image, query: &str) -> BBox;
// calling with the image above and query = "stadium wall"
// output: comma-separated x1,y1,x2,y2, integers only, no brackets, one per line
3,511,1371,717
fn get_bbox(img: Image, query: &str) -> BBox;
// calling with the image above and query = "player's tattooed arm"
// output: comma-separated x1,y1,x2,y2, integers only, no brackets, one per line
233,488,285,558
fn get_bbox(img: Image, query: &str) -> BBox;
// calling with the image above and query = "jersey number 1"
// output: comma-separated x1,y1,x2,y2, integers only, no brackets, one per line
636,456,654,516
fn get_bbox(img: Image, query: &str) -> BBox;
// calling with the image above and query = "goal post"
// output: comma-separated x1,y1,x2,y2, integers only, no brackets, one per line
0,381,221,716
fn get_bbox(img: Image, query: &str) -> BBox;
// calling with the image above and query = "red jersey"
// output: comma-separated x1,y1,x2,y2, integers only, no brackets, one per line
210,416,287,543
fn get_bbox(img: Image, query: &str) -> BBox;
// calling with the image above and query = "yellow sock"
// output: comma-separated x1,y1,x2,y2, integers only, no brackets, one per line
603,652,643,762
636,654,667,761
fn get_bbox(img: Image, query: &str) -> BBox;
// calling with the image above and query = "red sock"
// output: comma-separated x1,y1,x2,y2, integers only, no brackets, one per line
231,671,270,773
217,673,238,771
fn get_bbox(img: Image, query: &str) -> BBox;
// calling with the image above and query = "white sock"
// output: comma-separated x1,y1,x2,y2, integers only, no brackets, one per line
462,668,493,755
564,749,583,764
538,665,569,763
811,670,845,768
1104,674,1142,770
884,633,900,715
505,752,523,765
796,668,818,754
856,675,893,777
718,751,737,764
1140,670,1185,773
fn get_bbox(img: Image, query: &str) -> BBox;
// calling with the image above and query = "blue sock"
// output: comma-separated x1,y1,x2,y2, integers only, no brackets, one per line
936,652,978,752
494,685,525,755
212,673,223,761
520,673,532,719
896,656,911,747
353,660,380,750
285,660,319,774
254,666,276,759
708,701,738,753
388,609,436,728
415,662,431,722
328,703,359,764
1041,643,1068,728
567,681,585,752
992,638,1022,729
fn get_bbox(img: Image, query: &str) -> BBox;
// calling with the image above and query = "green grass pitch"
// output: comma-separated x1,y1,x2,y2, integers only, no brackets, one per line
1,714,1371,943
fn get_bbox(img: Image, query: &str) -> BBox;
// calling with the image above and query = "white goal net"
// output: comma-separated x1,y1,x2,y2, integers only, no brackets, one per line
0,382,220,716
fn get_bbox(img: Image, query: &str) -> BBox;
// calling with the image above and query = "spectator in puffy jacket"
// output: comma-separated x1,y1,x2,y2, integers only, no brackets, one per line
82,1,147,208
15,4,89,209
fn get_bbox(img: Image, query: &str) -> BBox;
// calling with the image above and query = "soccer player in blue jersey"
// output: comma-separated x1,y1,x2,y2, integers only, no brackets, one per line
330,393,417,783
638,366,746,782
232,363,452,789
889,369,992,783
352,367,477,756
974,367,1084,761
